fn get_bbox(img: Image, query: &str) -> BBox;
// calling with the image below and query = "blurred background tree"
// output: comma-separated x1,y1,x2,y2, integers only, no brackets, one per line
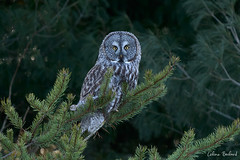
0,0,240,159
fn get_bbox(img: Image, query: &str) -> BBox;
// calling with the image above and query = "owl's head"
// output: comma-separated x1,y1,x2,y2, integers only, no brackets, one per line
98,31,141,64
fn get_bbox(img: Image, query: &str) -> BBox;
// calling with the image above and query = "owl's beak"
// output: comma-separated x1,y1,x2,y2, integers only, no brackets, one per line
118,54,124,62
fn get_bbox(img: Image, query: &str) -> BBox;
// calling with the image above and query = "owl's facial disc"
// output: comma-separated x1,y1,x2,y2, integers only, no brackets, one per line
104,33,137,63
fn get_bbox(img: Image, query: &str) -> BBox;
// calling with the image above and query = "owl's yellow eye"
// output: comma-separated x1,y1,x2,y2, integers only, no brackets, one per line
113,45,118,51
124,45,129,50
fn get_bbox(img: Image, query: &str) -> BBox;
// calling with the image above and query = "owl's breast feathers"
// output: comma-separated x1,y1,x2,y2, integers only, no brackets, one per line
80,63,138,103
112,63,138,89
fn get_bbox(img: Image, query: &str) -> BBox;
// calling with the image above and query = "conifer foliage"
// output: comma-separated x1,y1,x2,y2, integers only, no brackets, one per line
129,119,240,160
1,57,240,159
0,68,87,159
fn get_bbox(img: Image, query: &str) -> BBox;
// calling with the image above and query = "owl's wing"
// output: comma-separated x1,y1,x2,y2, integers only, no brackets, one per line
80,64,107,100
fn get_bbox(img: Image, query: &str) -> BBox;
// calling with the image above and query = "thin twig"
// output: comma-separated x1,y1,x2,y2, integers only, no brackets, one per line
201,0,224,26
36,30,65,38
177,63,238,120
23,107,30,125
176,63,193,81
8,41,32,101
0,118,8,132
1,142,34,159
1,150,16,159
202,0,240,54
1,38,32,133
230,103,240,110
220,63,240,87
210,107,235,120
221,10,240,53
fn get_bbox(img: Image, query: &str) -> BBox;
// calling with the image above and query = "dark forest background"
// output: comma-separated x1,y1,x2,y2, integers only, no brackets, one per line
1,0,240,159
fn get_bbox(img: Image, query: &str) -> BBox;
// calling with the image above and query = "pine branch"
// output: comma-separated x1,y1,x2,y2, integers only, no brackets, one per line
168,119,240,160
17,139,32,160
30,68,70,142
129,145,148,160
0,132,15,152
109,85,167,124
1,99,23,129
26,93,44,112
6,129,13,143
174,129,195,160
0,68,74,158
59,124,86,160
148,147,162,160
127,119,240,160
34,101,70,146
129,145,163,160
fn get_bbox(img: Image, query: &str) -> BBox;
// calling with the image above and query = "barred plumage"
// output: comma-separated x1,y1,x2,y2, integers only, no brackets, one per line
70,31,141,113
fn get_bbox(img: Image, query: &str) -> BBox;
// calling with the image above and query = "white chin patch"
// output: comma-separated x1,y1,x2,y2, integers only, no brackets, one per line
111,60,130,63
111,59,130,63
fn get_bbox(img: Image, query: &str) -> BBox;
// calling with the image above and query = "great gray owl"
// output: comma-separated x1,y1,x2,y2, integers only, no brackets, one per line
70,31,141,114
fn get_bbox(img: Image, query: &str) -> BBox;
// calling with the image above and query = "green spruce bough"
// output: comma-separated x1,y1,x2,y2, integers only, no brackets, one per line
1,56,240,160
